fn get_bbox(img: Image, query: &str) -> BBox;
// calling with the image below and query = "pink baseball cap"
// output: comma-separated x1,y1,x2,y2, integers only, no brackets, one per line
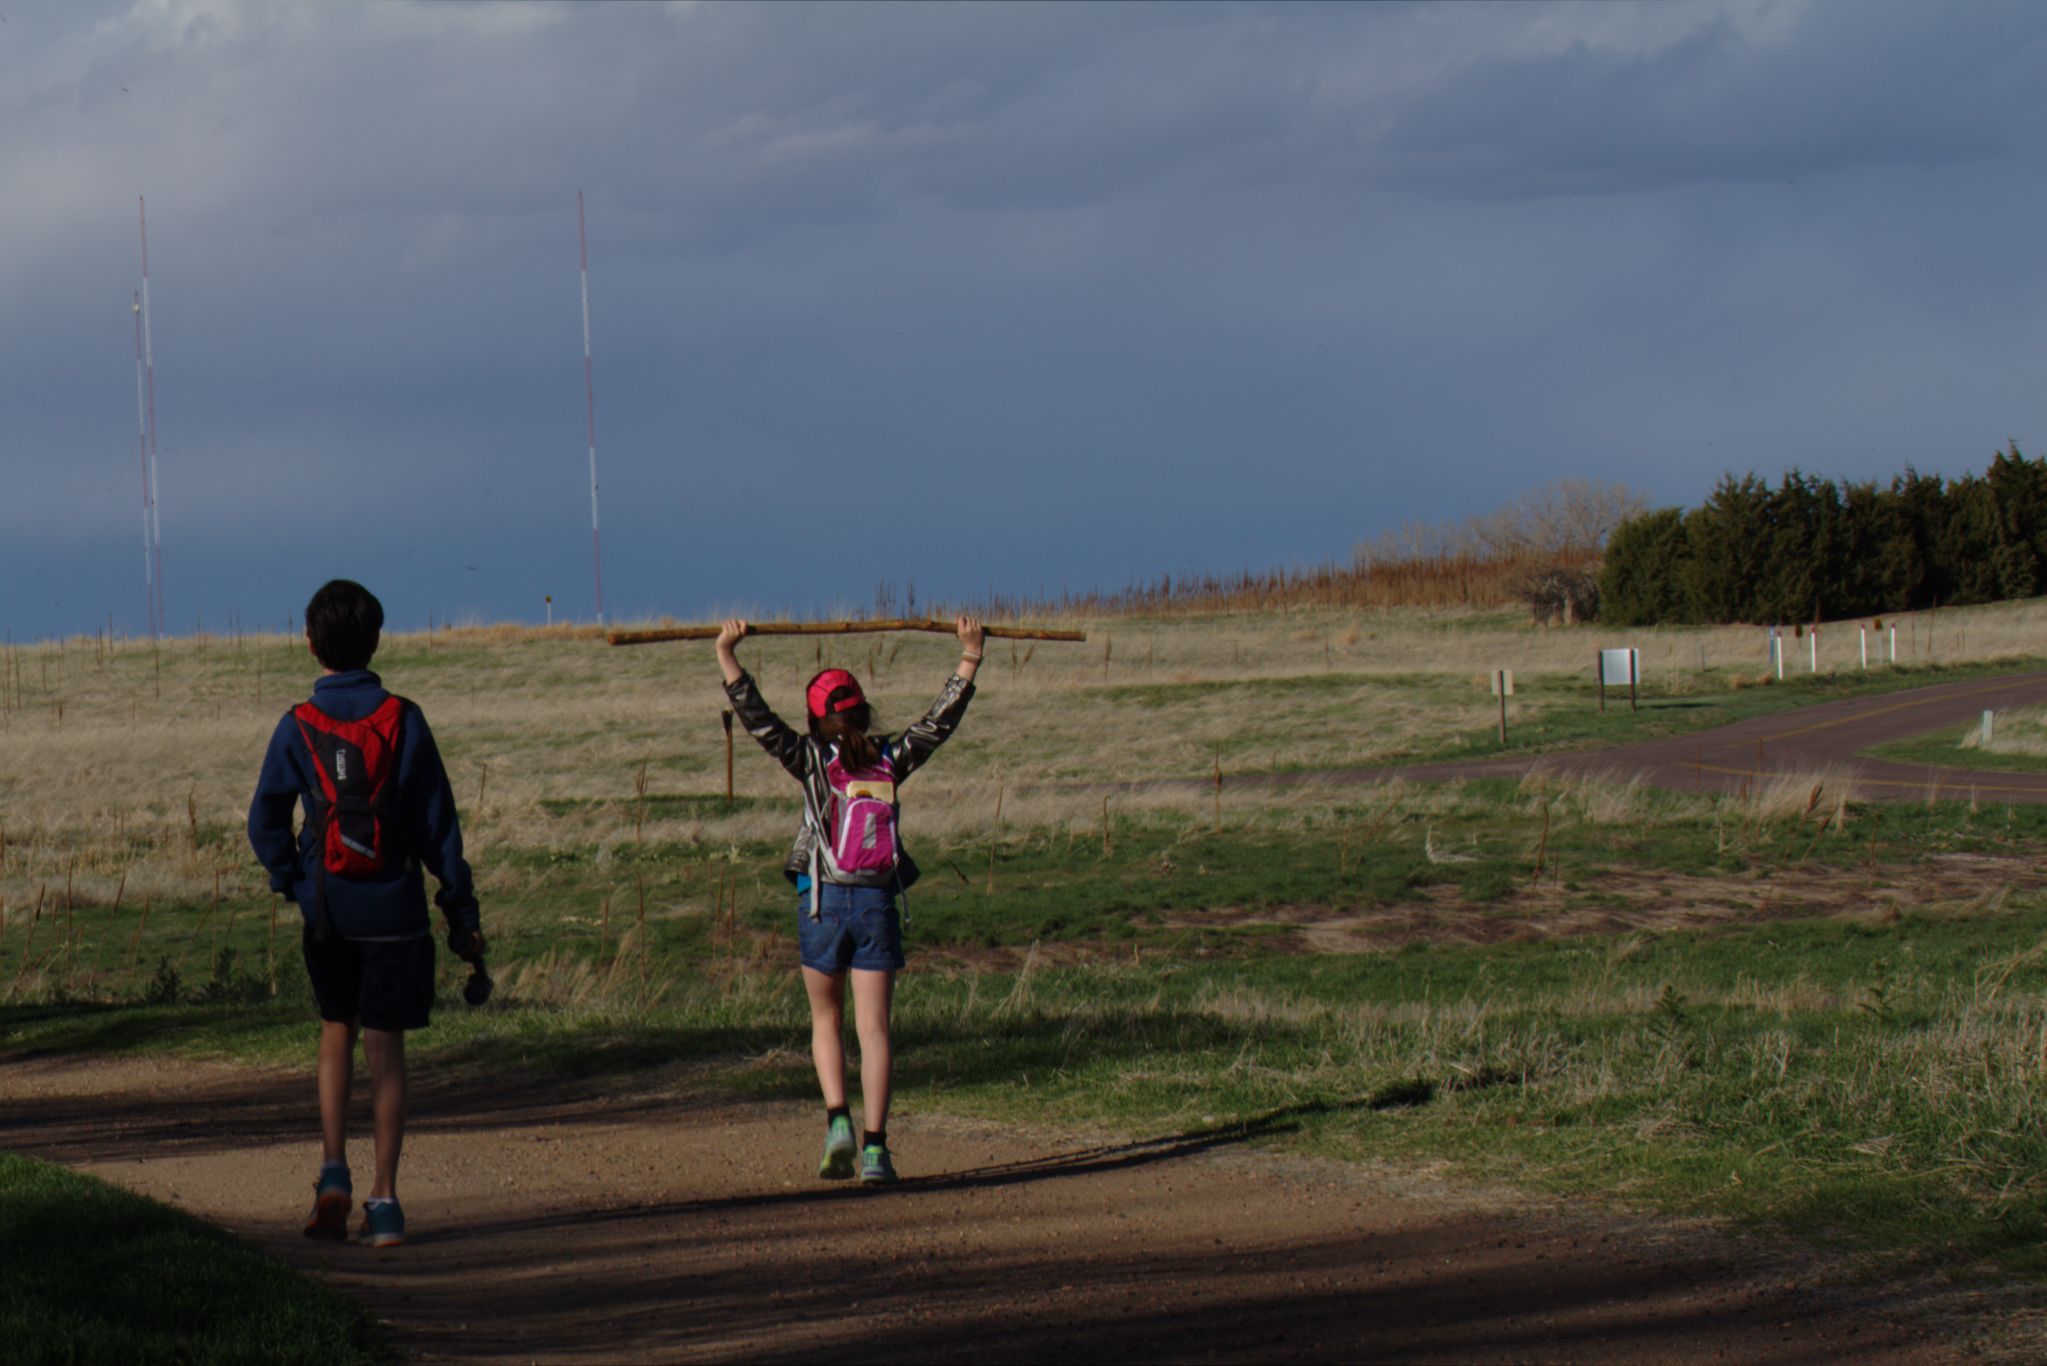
806,669,864,719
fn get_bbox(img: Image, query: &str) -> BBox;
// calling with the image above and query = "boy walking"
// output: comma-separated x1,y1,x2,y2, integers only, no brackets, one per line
247,579,483,1248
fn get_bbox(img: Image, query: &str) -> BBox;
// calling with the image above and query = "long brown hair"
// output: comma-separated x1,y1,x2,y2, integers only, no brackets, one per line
808,683,882,773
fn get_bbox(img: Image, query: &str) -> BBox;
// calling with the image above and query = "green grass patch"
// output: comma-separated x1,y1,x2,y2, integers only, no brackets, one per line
1085,670,1452,709
537,793,798,819
1864,723,2047,774
8,888,2047,1282
18,783,2047,1008
0,1151,392,1365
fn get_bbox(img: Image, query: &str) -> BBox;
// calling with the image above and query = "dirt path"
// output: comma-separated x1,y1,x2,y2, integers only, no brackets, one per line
1306,670,2047,802
2,1055,2013,1363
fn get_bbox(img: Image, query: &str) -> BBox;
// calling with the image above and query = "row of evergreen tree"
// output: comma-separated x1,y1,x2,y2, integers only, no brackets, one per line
1598,445,2047,626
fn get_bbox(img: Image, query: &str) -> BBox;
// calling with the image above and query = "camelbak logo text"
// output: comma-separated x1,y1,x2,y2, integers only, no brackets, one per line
336,750,349,781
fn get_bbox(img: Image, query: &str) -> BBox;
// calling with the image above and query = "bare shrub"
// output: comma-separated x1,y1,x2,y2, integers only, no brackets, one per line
1356,479,1647,566
1517,566,1602,626
907,479,1650,620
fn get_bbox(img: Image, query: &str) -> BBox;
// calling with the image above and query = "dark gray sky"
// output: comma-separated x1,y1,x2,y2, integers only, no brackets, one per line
4,0,2045,638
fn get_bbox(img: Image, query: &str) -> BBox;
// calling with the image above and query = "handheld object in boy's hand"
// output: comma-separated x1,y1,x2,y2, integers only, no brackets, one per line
447,928,494,1007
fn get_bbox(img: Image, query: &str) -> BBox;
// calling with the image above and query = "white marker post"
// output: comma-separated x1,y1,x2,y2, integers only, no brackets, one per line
1983,710,1996,745
1809,627,1818,674
1890,625,1897,664
578,191,606,626
1860,625,1868,670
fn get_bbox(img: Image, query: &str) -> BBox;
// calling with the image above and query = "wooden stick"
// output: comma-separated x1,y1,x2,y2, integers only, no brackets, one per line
607,619,1086,646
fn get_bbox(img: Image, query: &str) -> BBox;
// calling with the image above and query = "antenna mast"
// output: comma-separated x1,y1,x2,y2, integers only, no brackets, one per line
131,290,156,637
139,196,165,637
578,190,605,625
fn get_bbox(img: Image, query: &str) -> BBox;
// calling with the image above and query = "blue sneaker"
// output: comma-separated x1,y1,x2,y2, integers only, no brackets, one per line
819,1116,857,1180
358,1197,406,1249
859,1143,898,1186
302,1163,351,1241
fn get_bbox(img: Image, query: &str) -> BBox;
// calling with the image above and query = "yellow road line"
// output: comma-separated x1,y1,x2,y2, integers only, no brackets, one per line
1684,760,2047,797
1758,676,2047,743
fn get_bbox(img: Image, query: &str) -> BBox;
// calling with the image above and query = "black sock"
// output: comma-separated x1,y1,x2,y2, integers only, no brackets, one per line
863,1129,886,1149
827,1105,850,1125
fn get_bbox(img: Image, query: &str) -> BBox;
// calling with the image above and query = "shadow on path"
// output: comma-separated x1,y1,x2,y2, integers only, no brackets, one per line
441,1085,1437,1243
0,1057,1969,1363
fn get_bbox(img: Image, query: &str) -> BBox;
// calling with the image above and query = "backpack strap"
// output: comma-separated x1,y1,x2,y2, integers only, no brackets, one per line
293,705,342,942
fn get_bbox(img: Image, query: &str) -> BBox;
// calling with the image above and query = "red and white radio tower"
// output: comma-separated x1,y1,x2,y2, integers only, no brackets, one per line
131,289,156,637
578,191,606,625
138,196,166,638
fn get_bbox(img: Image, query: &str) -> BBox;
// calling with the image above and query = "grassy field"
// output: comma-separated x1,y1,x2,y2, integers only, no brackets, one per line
5,596,2047,1287
0,1151,392,1365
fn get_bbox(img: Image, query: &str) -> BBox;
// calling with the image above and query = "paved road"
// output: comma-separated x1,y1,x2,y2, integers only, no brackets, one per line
1331,671,2047,803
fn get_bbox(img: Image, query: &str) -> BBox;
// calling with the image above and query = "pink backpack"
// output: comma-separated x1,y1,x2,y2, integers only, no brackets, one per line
821,750,900,877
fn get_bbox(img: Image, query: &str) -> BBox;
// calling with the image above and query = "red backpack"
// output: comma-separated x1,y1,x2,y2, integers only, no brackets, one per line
294,696,406,880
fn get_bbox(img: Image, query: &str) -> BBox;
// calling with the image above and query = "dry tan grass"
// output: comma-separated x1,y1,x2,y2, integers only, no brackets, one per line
1966,704,2047,758
1749,767,1856,825
1519,772,1696,827
2,594,2043,926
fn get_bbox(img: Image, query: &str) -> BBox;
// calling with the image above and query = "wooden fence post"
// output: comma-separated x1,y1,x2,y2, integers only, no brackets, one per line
721,710,735,806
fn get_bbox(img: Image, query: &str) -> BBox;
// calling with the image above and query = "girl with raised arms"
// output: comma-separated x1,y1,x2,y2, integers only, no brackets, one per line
715,615,984,1182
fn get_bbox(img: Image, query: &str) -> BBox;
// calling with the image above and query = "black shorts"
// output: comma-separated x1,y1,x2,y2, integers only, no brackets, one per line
302,927,436,1032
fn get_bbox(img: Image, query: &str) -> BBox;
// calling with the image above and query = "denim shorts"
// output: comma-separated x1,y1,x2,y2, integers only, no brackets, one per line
797,882,905,973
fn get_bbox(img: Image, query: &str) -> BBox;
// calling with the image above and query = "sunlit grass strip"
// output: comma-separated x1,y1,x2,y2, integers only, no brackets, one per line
11,774,2047,1005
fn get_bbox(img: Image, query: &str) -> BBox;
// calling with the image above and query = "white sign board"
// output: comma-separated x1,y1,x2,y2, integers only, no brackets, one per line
1490,669,1515,697
1599,648,1640,687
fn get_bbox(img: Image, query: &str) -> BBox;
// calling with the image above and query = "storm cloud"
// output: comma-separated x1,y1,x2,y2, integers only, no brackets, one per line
3,0,2044,636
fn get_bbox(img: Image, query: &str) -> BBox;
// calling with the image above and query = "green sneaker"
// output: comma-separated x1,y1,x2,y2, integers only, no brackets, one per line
818,1116,856,1180
358,1197,406,1249
859,1142,898,1185
302,1163,351,1241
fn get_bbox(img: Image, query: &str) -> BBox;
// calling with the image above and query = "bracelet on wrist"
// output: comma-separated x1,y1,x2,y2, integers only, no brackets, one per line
961,651,983,663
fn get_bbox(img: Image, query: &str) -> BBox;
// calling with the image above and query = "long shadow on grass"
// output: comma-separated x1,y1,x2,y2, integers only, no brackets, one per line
3,991,1474,1191
0,997,1346,1161
0,996,339,1060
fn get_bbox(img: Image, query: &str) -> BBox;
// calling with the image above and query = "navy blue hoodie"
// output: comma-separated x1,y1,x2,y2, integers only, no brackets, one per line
247,670,480,939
